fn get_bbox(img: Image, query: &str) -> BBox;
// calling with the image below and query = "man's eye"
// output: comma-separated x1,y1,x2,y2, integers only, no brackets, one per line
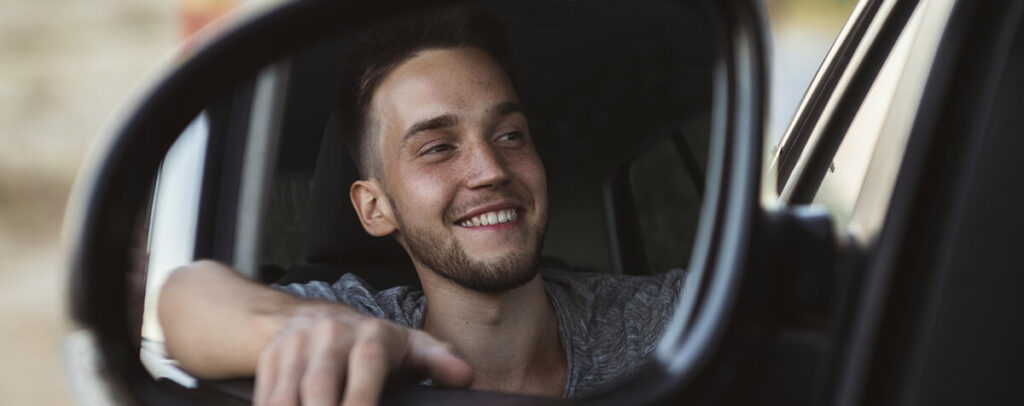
497,131,523,142
424,143,453,154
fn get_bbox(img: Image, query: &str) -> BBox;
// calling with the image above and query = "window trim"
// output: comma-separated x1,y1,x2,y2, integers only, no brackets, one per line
772,0,886,191
774,0,920,204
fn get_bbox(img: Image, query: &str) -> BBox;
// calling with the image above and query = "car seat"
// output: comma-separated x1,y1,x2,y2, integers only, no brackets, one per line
277,112,421,288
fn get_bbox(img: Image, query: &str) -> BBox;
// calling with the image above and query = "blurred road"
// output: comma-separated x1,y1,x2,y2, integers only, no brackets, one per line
0,1,176,403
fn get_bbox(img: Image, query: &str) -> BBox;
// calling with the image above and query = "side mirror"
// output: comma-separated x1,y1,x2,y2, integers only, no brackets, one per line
62,0,767,403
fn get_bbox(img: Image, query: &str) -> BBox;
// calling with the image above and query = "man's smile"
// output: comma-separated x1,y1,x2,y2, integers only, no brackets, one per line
452,198,525,230
456,208,520,228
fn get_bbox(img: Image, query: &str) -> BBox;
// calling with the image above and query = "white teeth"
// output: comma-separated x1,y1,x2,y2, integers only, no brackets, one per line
459,209,518,227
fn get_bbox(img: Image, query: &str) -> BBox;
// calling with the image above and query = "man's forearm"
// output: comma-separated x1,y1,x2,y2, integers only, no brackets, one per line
157,260,360,378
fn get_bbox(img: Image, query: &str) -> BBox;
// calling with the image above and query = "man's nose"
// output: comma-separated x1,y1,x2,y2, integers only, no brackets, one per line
464,142,511,189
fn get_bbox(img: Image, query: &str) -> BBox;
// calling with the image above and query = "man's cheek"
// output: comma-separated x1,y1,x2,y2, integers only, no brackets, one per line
404,180,455,220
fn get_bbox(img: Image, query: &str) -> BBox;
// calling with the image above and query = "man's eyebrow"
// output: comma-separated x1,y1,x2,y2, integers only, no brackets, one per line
401,103,524,143
402,114,459,143
492,101,525,117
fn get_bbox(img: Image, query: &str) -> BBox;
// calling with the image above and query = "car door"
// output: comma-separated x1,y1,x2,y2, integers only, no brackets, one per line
769,0,1024,404
62,0,1024,404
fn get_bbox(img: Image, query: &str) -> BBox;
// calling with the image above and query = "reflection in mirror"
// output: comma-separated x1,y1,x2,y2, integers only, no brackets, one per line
143,113,209,341
261,1,713,285
138,0,717,400
138,111,208,383
136,65,275,383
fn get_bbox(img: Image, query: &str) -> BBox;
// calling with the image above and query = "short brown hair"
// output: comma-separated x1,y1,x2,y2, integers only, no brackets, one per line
338,6,515,180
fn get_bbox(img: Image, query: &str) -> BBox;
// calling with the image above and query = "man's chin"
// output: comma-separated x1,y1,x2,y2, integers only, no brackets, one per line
399,219,545,293
433,253,540,293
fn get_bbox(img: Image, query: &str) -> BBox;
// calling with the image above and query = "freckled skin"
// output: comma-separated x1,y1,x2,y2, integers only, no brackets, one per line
363,47,549,289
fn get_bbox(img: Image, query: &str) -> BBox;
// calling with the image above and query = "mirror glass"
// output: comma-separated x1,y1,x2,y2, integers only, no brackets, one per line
133,0,717,395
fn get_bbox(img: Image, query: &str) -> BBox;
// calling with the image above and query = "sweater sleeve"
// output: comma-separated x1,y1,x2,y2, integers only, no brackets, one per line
272,273,426,329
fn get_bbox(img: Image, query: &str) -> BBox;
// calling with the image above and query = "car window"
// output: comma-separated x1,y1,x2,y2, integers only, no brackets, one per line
813,0,953,244
141,113,209,344
812,3,925,227
625,116,710,275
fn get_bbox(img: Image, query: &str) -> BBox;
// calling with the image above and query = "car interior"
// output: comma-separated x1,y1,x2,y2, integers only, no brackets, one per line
133,1,722,401
232,1,718,289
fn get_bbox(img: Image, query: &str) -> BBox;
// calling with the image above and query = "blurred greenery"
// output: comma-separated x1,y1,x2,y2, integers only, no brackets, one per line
767,0,858,28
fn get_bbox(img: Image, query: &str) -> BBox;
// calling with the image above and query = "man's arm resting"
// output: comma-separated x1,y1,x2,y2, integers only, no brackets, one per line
157,260,472,405
158,259,354,378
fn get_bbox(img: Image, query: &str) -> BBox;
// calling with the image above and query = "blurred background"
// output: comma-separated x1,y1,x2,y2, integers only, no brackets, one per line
0,0,853,403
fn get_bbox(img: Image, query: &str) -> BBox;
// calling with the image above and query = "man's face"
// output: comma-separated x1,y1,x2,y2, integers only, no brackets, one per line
368,47,548,292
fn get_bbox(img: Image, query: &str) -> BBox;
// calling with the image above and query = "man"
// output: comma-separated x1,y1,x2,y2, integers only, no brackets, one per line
159,7,685,405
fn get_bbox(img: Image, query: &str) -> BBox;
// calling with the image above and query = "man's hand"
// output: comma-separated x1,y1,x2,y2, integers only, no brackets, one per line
253,306,472,406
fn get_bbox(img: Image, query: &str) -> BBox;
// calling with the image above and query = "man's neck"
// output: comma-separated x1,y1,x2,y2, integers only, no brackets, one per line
416,269,566,397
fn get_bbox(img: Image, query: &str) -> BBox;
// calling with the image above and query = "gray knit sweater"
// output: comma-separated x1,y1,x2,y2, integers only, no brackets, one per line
274,267,685,398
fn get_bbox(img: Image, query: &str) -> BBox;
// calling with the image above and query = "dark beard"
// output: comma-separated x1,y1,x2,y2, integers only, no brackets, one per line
396,213,544,293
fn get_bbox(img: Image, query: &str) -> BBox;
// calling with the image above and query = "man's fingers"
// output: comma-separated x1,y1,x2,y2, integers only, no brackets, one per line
299,353,346,406
405,333,473,388
256,316,454,406
254,341,280,406
299,325,351,406
266,335,308,406
341,337,392,406
420,345,473,387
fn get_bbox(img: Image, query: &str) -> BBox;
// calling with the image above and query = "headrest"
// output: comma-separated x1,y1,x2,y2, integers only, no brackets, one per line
305,112,412,266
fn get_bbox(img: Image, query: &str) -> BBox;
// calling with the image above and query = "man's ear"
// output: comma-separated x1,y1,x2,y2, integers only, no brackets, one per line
350,179,397,237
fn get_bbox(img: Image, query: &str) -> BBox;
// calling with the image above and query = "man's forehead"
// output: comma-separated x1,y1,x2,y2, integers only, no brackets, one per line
377,50,514,105
370,47,521,135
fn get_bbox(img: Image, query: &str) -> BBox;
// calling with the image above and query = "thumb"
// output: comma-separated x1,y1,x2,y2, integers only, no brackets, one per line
421,345,473,387
405,334,473,388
